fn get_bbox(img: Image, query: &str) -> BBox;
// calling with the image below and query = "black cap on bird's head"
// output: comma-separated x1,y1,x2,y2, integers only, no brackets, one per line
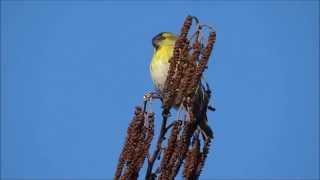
152,32,165,49
152,32,177,49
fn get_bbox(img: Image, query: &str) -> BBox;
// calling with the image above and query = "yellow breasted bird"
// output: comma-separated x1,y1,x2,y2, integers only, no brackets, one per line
150,32,213,139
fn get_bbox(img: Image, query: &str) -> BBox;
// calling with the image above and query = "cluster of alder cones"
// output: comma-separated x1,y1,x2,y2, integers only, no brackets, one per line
115,15,217,180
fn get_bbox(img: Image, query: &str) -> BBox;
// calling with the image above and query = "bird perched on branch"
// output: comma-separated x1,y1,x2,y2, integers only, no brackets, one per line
150,32,213,139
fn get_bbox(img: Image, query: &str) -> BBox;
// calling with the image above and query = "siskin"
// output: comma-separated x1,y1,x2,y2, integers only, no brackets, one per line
150,32,213,139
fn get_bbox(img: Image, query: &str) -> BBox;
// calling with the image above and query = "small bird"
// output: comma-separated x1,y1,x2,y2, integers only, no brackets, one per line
150,32,213,139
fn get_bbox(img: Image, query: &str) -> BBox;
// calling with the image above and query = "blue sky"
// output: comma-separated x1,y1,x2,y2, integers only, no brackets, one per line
1,1,319,179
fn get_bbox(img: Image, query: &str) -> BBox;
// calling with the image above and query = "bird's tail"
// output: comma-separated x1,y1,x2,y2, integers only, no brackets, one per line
199,116,214,139
193,83,214,139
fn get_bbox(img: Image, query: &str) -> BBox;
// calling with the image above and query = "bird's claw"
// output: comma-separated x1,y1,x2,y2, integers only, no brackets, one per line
144,92,161,102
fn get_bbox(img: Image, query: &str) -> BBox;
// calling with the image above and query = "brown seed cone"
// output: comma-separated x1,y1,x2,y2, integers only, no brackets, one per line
195,137,212,178
187,31,216,99
171,42,190,106
167,138,182,180
158,121,181,180
183,134,201,179
114,107,145,179
174,40,200,106
162,15,193,112
134,112,155,178
169,119,197,178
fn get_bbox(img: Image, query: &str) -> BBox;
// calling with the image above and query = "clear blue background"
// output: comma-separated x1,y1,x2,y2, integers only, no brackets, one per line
1,1,319,179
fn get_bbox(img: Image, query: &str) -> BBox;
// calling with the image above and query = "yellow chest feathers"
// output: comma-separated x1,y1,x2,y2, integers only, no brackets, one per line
150,46,174,91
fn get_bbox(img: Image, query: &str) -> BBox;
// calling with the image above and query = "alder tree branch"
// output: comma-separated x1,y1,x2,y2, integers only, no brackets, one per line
114,15,217,180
